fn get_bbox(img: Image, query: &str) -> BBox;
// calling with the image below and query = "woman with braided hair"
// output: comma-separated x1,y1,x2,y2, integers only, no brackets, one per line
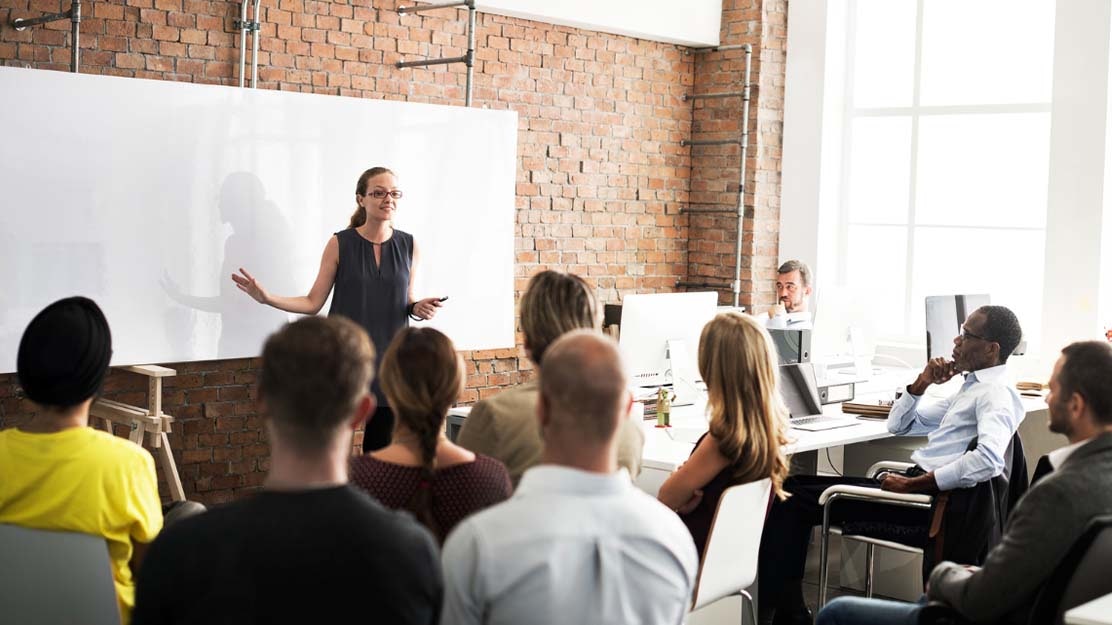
350,327,511,542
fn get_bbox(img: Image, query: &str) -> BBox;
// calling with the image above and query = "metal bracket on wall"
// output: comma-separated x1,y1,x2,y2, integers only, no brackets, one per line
237,0,262,88
9,0,82,73
395,0,478,107
681,43,754,307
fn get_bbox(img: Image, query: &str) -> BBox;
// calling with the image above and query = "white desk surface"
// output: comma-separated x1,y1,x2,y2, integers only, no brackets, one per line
448,365,1048,475
639,401,893,472
1065,592,1112,625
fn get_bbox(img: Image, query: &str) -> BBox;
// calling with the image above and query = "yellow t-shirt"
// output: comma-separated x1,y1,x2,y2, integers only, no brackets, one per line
0,426,163,624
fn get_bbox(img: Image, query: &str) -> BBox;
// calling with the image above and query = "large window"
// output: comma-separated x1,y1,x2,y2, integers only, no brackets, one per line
826,0,1055,348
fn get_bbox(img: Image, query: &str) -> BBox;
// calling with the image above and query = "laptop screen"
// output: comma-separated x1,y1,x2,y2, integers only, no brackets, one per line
779,362,823,419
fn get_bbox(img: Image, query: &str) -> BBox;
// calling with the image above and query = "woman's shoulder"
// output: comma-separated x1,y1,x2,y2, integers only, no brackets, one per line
440,454,512,491
350,453,420,483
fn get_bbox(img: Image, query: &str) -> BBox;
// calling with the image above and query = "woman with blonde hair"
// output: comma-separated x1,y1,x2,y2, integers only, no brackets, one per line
657,311,790,556
350,327,511,543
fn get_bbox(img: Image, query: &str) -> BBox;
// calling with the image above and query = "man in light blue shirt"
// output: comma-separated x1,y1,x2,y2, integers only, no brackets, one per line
439,330,698,625
758,305,1025,625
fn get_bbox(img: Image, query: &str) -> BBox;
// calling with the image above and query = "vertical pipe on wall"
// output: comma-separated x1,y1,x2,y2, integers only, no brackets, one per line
465,2,476,107
69,0,80,73
250,0,261,88
732,44,753,308
238,0,249,87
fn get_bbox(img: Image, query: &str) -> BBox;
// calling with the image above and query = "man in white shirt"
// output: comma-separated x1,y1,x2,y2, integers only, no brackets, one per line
440,330,698,625
759,305,1025,624
767,260,813,329
816,340,1112,625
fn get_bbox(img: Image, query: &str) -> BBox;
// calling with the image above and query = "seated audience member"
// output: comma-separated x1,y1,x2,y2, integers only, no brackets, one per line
768,260,813,327
817,340,1112,625
351,327,512,543
657,312,789,558
457,270,643,487
132,317,441,625
440,331,698,625
0,297,162,625
759,305,1025,624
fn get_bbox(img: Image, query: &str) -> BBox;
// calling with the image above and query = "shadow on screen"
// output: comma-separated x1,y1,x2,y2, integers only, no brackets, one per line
161,172,296,359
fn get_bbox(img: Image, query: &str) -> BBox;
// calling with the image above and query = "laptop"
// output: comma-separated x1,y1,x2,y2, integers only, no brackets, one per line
780,362,860,431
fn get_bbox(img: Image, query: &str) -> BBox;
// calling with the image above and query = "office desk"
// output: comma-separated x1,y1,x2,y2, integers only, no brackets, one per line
1065,592,1112,625
635,400,891,495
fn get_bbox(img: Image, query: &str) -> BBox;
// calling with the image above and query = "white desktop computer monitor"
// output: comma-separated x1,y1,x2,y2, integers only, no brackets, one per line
925,294,990,361
618,292,719,403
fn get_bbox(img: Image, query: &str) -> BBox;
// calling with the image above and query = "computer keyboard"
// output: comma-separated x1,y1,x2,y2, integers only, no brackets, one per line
791,416,825,425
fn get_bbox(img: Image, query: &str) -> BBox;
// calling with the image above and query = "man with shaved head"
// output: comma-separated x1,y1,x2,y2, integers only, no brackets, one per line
440,331,697,625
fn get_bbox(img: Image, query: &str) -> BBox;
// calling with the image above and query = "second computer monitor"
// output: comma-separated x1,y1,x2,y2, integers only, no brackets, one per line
618,291,719,388
925,294,990,361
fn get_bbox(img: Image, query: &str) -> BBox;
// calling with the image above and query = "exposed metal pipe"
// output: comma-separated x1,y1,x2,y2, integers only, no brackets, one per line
397,0,470,14
10,0,82,73
236,0,261,88
682,91,745,101
683,206,741,214
396,55,468,69
237,0,248,87
71,0,80,73
687,44,749,54
681,139,740,147
731,44,753,307
393,0,476,107
465,2,476,107
250,0,260,88
676,280,733,290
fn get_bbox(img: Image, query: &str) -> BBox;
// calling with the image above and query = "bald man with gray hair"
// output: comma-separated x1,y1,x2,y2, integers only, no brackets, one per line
440,331,698,625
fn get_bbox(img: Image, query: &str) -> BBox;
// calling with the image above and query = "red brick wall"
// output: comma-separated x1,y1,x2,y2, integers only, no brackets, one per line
0,0,784,505
685,0,786,310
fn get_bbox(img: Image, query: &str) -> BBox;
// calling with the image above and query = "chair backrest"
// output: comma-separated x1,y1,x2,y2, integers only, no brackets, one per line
0,523,121,625
1029,515,1112,625
691,478,772,611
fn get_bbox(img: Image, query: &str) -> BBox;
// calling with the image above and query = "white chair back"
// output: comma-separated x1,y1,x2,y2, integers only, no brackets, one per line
691,478,772,611
0,523,121,625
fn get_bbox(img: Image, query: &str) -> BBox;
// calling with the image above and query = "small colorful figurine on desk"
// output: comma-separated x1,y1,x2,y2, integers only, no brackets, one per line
655,386,673,428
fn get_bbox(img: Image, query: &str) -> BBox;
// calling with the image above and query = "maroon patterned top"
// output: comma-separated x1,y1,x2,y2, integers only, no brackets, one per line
350,454,512,540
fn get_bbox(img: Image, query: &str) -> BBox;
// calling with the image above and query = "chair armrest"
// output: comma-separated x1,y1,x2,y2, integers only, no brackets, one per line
818,484,933,506
867,460,917,478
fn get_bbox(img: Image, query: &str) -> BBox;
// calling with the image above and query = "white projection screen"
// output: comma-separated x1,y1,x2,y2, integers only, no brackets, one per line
0,67,517,372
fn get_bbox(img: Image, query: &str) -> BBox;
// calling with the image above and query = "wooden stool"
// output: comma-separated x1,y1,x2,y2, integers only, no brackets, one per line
90,365,184,502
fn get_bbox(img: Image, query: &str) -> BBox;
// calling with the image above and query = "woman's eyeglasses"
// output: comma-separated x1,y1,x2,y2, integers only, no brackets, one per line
368,189,403,200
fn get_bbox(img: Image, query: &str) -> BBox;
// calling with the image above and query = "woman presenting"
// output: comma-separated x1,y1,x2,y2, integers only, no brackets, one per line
232,166,445,451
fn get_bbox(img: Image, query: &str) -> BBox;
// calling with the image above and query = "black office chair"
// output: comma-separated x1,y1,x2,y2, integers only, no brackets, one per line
818,433,1027,605
918,515,1112,625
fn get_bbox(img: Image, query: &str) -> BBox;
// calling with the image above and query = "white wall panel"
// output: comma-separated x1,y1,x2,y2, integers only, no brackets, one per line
0,67,517,372
476,0,722,47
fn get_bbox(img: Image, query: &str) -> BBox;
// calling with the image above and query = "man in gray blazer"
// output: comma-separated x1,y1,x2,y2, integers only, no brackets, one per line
816,340,1112,625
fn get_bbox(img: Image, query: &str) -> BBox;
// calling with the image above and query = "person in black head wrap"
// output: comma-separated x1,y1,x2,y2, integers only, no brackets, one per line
2,296,164,624
17,296,113,408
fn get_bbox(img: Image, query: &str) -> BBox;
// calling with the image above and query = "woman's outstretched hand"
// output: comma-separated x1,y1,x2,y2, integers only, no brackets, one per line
232,268,270,305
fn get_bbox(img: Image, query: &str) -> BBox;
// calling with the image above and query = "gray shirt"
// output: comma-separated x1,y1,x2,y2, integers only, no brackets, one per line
928,431,1112,624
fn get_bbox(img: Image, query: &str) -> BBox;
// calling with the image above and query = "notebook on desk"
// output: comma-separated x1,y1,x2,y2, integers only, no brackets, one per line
781,362,860,431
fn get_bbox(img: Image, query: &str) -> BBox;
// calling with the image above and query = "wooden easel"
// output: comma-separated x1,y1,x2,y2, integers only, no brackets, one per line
90,365,185,502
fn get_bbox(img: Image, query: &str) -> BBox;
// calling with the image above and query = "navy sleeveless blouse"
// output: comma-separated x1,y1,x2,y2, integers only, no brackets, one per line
328,228,412,403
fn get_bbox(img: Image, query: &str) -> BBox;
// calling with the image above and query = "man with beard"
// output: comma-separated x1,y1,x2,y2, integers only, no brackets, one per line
816,340,1112,624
